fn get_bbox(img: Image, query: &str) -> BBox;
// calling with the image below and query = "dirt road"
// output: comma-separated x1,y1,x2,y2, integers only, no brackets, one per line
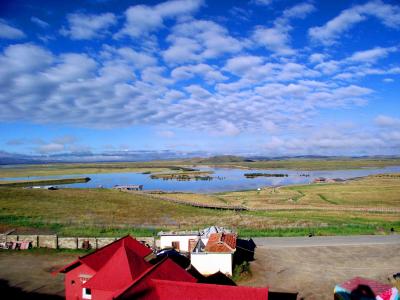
241,242,400,300
253,234,400,248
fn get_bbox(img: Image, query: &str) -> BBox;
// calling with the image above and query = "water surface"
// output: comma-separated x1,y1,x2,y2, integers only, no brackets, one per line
1,166,400,193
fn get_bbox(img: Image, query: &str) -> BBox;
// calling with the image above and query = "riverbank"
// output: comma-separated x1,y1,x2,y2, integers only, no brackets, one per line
0,177,90,188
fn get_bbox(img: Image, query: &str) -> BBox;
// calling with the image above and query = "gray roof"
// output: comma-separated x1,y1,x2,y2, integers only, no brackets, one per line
200,226,231,238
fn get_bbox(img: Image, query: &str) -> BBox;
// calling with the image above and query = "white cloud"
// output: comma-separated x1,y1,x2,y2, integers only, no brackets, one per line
45,53,97,82
348,46,397,63
224,55,264,75
0,19,25,39
61,12,116,40
252,26,294,55
30,16,49,28
37,143,65,154
163,19,242,64
0,44,53,75
251,0,273,6
309,53,326,64
309,0,400,45
315,60,340,74
218,120,240,136
375,115,400,127
252,2,315,55
101,46,158,70
116,0,203,38
0,40,380,142
280,2,315,21
263,120,279,133
171,63,227,83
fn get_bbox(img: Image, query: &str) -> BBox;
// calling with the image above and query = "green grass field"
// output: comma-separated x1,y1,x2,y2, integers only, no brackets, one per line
160,174,400,209
0,161,189,178
0,178,399,237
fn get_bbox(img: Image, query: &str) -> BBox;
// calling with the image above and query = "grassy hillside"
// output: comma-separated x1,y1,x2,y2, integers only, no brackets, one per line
155,174,400,209
194,158,400,170
0,185,398,237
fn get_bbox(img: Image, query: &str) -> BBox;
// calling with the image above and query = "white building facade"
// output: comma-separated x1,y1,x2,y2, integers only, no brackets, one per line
190,252,233,276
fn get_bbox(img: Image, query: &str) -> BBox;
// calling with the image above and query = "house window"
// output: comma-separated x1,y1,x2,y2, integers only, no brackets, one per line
82,288,92,299
172,241,180,251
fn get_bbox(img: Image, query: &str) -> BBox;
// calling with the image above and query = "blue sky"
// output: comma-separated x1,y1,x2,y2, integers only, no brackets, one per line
0,0,399,160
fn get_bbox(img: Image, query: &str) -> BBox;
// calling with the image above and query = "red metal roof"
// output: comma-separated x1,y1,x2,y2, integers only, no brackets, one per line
57,235,152,274
115,258,197,299
337,276,393,295
83,244,152,291
152,279,268,300
204,233,237,253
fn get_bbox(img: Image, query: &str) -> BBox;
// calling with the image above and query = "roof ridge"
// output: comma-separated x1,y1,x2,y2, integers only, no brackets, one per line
113,257,169,299
82,245,134,290
78,235,131,261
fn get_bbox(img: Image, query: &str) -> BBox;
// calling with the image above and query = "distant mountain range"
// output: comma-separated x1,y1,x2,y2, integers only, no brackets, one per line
1,151,399,165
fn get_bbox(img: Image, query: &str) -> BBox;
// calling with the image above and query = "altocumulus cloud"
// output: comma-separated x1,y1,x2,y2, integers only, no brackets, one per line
0,0,400,156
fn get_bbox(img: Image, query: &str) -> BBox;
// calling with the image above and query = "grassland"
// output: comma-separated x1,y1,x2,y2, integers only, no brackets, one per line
0,176,399,236
0,161,191,178
193,158,400,170
155,174,400,209
0,177,90,187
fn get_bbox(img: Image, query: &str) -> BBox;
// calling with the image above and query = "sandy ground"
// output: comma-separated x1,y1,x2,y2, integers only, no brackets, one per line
241,244,400,300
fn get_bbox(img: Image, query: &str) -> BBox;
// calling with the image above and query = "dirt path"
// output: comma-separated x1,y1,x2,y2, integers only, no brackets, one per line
240,244,400,300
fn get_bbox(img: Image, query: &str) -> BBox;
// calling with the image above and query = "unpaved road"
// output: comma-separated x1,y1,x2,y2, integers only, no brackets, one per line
253,234,400,248
241,237,400,300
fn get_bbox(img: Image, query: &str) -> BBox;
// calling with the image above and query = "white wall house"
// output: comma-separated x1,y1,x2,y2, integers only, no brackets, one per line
159,232,199,252
190,252,233,276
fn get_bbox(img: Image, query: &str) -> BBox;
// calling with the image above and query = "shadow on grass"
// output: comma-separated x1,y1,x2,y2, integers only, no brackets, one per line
0,279,63,300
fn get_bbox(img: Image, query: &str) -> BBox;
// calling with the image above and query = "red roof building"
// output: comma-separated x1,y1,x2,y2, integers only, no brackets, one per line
59,235,269,300
204,233,237,253
58,236,154,300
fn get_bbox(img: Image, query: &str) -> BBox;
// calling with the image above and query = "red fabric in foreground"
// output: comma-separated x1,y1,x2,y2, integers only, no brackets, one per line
339,276,393,295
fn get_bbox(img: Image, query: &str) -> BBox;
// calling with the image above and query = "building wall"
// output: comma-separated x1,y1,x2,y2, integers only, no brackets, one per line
38,235,58,248
191,253,233,276
65,264,95,300
58,237,78,249
160,235,199,252
91,289,113,300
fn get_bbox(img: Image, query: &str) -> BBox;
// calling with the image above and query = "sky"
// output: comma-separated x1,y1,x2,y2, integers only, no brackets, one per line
0,0,399,160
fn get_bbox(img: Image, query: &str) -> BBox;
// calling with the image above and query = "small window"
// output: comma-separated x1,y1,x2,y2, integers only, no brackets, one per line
82,288,92,299
172,241,180,251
